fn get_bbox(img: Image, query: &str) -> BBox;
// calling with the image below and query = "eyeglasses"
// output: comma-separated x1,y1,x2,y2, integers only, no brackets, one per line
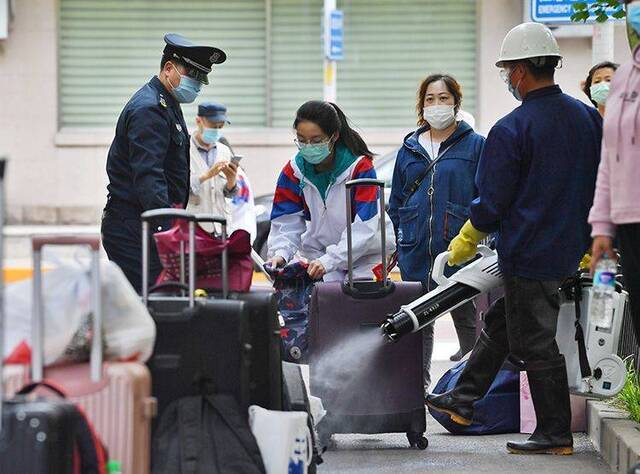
294,137,331,148
499,68,512,84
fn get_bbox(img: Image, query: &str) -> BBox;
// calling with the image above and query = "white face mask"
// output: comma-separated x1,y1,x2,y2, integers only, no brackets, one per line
423,104,456,130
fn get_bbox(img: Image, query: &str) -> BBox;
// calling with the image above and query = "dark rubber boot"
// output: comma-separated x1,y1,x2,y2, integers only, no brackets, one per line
507,357,573,455
426,331,506,426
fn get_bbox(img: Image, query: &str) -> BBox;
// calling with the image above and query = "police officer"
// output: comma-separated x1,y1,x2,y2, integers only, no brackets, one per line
426,23,602,455
101,34,226,293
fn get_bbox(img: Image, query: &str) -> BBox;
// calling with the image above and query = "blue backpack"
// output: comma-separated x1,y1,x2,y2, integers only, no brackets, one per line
429,360,520,435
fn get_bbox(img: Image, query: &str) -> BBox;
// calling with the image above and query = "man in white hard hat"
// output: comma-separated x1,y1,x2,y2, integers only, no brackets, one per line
426,23,602,455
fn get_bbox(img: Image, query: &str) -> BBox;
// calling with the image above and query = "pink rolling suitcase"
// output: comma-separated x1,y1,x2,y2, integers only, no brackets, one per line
2,235,156,474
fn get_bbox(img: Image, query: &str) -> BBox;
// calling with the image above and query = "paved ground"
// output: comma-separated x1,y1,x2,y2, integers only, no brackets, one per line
317,317,611,474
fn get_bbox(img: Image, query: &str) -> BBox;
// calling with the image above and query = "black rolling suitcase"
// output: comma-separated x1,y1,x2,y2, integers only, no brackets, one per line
194,215,283,411
309,178,427,449
0,159,76,473
0,398,78,473
142,209,253,424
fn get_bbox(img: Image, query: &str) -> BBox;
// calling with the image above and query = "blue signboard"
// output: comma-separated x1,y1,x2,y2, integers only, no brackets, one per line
531,0,622,24
325,9,344,61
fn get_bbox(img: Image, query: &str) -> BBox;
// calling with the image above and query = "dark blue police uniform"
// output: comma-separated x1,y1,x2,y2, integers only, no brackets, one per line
101,34,226,292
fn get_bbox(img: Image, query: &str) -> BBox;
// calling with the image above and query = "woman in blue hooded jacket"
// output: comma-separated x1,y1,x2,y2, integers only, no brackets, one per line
389,74,485,391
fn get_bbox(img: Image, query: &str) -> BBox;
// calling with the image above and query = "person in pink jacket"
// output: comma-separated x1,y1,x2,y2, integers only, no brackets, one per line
589,0,640,340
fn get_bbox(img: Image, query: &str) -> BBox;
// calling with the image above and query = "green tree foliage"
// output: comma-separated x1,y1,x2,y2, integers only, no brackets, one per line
571,0,626,23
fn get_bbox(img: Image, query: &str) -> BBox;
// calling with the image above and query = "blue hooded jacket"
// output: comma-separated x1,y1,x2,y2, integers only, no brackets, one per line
389,120,485,289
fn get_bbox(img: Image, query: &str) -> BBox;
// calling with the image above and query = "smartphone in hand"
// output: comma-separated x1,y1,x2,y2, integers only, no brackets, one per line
230,154,244,165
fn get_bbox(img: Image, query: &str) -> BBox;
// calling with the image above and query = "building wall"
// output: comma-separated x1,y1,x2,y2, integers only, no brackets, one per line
0,0,633,224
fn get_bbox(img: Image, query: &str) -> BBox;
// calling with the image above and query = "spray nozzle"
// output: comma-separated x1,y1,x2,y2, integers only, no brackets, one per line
380,317,398,343
381,309,414,343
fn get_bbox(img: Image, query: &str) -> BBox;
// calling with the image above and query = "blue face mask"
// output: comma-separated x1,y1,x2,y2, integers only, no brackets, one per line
299,143,331,164
169,66,202,104
506,67,523,102
629,3,640,34
202,128,222,144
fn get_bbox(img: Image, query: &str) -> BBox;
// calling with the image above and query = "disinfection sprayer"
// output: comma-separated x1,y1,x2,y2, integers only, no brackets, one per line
381,246,503,342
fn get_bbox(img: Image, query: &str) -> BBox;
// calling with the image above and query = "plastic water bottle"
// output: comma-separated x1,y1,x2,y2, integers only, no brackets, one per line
589,254,617,329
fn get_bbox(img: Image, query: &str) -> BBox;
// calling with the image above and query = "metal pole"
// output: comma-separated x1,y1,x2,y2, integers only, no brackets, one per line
142,221,149,306
90,249,102,382
592,21,615,65
323,0,337,102
345,185,354,289
221,224,229,299
379,187,388,287
32,248,43,382
179,240,186,295
188,221,195,308
0,159,5,431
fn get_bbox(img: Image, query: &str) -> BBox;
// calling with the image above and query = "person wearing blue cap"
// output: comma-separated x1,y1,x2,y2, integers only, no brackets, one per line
187,102,257,240
101,33,226,293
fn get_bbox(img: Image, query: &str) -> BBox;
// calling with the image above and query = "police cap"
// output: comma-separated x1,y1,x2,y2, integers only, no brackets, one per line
198,102,230,123
163,33,226,85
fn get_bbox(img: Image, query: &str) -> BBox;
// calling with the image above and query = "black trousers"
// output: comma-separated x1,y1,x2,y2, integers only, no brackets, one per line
618,223,640,343
101,209,162,294
483,276,561,366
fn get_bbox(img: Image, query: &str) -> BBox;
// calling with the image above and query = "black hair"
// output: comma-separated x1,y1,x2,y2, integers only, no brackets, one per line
293,101,375,157
522,56,559,80
505,57,559,81
583,61,619,107
160,55,187,71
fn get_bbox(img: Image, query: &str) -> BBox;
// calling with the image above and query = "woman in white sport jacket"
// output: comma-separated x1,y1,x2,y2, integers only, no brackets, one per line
266,100,395,282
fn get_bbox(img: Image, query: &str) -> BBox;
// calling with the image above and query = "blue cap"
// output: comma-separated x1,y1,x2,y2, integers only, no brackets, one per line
197,102,229,123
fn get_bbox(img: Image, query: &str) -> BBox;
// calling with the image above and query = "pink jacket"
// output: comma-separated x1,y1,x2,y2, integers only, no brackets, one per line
589,45,640,237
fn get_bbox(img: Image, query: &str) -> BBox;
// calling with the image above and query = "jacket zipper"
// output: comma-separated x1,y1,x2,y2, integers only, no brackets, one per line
426,162,438,291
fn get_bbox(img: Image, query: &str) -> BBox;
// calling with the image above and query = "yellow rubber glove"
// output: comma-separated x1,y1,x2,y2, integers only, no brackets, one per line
447,220,488,266
578,253,591,271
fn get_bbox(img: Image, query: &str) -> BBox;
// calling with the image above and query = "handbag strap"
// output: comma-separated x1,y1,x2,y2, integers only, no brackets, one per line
402,135,464,207
571,275,592,378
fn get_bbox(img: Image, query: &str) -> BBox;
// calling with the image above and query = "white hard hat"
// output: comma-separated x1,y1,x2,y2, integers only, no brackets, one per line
496,22,562,68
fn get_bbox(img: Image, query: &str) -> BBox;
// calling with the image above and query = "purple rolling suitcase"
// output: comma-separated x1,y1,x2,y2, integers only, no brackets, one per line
308,178,427,449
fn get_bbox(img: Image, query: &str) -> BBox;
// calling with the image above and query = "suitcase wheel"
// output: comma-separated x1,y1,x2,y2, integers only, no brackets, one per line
407,432,428,450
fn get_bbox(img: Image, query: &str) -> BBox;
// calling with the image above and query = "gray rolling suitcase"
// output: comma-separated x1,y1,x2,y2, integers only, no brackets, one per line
308,178,427,449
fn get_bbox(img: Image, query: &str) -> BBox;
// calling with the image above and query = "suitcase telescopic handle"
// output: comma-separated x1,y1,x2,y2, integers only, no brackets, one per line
344,178,388,290
194,214,229,298
140,209,197,308
141,208,196,222
0,159,5,431
31,235,103,384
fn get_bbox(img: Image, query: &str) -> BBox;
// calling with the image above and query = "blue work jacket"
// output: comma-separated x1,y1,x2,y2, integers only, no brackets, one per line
470,85,602,280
